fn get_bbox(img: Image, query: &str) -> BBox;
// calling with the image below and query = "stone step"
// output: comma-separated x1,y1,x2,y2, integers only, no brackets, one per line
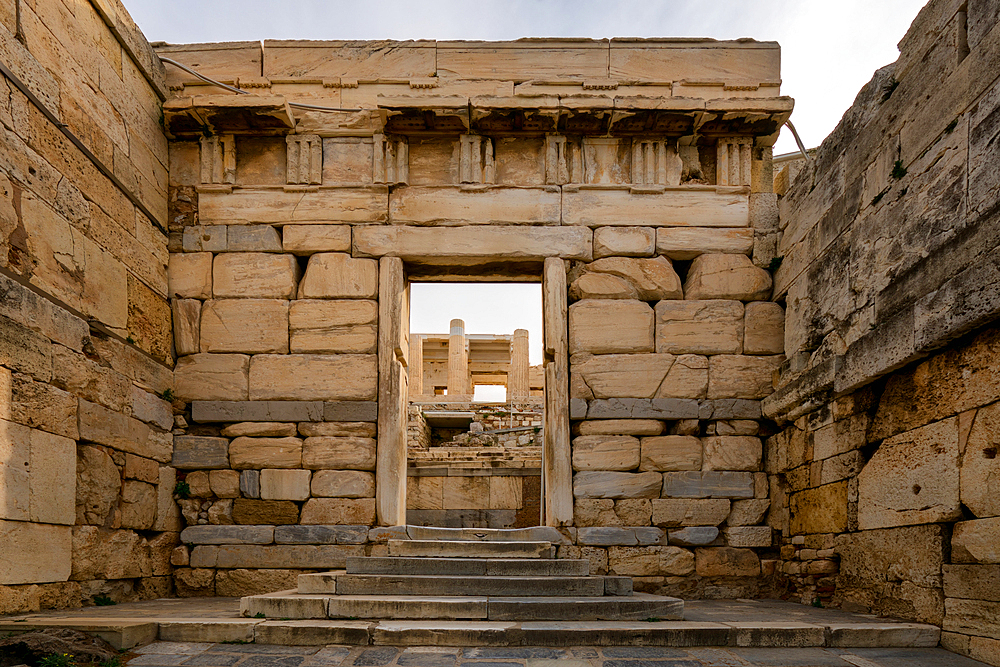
298,572,632,596
404,525,568,543
208,614,940,648
345,556,590,576
241,592,682,621
334,574,620,597
387,540,555,558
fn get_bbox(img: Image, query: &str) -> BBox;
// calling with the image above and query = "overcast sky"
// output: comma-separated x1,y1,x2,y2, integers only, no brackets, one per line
129,0,927,156
128,0,927,400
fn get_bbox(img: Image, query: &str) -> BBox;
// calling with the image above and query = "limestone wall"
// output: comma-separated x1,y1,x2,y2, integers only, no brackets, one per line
765,0,1000,663
0,0,174,612
161,38,791,597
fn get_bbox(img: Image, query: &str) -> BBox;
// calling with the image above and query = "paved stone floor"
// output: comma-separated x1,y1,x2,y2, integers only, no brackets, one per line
127,642,990,667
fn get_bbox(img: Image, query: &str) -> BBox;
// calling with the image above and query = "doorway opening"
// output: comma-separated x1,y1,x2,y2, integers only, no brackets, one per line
406,282,544,528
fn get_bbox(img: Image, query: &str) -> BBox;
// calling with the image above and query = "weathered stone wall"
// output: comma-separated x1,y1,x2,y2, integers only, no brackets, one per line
161,38,791,597
569,252,784,598
407,468,541,529
765,0,1000,663
0,0,174,612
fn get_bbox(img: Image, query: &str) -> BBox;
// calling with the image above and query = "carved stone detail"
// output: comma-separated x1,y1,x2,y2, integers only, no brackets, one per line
632,140,682,187
716,137,753,187
459,135,495,185
200,135,236,185
374,134,409,185
286,135,323,185
545,135,571,185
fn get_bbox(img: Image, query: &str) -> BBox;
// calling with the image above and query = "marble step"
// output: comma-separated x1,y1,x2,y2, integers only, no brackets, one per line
298,571,629,596
345,556,590,576
387,540,555,558
240,592,682,621
334,574,623,597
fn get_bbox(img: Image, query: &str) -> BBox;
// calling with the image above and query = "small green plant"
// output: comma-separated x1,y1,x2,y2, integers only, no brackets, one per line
812,597,824,608
254,612,266,618
125,335,135,345
871,190,887,207
100,657,123,667
881,76,899,102
39,653,74,667
161,388,176,402
221,639,252,645
644,617,661,623
93,594,116,606
768,256,783,272
945,118,958,134
890,159,907,180
174,480,190,498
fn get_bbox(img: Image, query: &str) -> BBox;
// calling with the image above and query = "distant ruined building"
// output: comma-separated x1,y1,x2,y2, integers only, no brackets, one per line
1,0,999,663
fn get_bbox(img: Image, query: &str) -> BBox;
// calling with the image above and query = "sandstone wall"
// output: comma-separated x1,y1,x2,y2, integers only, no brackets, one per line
0,0,174,612
161,38,791,597
765,0,1000,663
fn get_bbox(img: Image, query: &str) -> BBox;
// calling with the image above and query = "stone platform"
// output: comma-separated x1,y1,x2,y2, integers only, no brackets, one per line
0,598,945,651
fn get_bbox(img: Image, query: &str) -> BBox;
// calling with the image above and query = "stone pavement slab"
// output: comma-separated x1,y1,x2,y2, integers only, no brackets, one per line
123,643,991,667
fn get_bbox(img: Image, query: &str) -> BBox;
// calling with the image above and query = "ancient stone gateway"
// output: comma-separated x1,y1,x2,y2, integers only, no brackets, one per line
162,39,789,550
5,0,1000,661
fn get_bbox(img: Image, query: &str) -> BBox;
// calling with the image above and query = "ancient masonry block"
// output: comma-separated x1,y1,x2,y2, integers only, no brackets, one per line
632,140,682,187
583,138,621,184
459,135,495,184
716,137,752,187
287,135,323,185
201,135,236,184
373,134,408,184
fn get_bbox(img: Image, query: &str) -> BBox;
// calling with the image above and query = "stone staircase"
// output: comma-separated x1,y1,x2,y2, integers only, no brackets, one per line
240,526,684,624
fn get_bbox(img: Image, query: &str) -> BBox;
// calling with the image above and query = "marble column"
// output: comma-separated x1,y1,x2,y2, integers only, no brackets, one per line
410,334,423,398
508,328,529,402
447,319,469,398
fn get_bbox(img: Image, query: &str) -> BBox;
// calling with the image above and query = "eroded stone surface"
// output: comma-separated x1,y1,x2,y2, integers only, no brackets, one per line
655,300,744,355
298,253,378,299
684,254,772,301
568,300,654,355
961,402,1000,518
858,418,961,530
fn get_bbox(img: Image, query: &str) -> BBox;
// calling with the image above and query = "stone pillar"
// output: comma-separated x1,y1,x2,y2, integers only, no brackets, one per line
542,258,572,527
447,319,469,399
508,329,529,402
410,334,423,398
377,257,407,526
